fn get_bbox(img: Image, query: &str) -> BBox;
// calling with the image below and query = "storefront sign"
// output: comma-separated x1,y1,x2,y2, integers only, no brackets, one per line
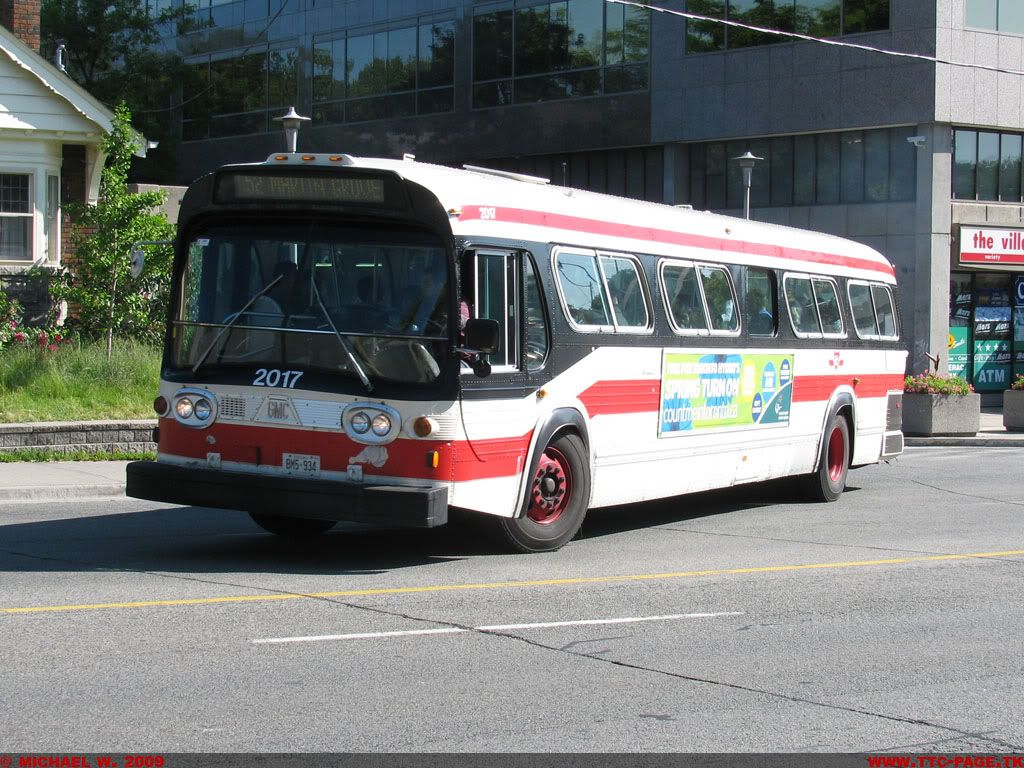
659,352,792,435
960,227,1024,268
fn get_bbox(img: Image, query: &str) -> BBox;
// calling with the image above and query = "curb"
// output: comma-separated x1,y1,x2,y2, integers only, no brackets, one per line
905,436,1024,447
0,483,126,502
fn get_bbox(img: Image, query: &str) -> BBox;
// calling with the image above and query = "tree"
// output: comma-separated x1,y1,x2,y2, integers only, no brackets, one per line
41,0,198,181
54,104,175,358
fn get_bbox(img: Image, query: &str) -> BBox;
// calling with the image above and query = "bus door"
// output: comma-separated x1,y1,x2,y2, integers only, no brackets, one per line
454,249,550,516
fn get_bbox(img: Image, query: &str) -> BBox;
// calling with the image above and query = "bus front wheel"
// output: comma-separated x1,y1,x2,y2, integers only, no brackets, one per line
800,412,850,502
496,433,590,553
248,512,337,537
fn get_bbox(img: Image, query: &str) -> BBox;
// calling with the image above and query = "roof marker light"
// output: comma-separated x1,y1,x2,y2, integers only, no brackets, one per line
274,155,288,161
302,155,315,161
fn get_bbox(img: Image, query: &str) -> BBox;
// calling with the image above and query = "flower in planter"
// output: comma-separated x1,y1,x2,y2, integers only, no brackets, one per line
903,373,973,395
1011,374,1024,392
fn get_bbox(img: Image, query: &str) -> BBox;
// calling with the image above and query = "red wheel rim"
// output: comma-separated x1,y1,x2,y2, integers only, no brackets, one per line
827,426,845,482
527,446,572,524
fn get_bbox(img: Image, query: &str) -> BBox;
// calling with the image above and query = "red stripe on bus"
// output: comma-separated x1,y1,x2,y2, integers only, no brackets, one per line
459,206,896,277
578,379,661,416
791,373,904,401
158,418,532,482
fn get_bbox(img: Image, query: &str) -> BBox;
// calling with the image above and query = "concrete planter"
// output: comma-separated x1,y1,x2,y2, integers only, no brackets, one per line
902,393,980,437
1004,389,1024,432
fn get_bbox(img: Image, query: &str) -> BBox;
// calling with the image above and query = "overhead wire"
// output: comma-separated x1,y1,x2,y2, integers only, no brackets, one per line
607,0,1024,78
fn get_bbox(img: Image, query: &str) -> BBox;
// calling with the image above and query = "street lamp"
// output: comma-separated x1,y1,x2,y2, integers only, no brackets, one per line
732,151,763,220
274,106,311,153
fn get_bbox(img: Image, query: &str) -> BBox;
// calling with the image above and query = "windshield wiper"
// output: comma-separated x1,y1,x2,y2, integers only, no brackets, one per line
310,275,374,393
190,273,285,376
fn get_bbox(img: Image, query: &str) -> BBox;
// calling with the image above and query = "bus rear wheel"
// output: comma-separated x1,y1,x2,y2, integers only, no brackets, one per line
248,512,337,537
800,412,850,502
496,433,590,553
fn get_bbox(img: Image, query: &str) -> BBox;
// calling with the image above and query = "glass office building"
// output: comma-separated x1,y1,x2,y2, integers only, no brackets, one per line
158,0,1024,391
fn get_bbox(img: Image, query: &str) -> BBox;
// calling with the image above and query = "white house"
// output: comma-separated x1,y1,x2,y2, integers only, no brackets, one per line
0,19,116,270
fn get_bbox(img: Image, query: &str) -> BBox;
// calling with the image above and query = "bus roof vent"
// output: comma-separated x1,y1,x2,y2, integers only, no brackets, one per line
462,165,550,185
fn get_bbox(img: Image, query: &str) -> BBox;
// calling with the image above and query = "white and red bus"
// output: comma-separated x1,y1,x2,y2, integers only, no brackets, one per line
127,147,906,552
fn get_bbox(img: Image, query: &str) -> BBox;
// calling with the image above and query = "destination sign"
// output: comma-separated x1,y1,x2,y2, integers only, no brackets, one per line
215,172,388,205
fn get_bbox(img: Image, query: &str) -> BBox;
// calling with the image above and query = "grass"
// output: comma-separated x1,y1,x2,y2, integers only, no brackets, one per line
0,340,162,423
0,449,155,462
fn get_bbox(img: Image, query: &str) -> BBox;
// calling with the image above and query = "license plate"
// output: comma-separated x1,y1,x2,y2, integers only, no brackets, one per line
283,453,320,477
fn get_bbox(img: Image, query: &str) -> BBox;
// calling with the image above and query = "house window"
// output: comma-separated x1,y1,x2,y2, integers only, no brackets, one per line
0,174,32,261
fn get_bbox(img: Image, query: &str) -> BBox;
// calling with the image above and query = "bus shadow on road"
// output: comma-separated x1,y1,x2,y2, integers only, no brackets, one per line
0,480,862,574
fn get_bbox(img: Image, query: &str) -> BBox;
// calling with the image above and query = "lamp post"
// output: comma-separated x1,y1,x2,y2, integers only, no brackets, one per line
274,106,311,153
732,151,763,220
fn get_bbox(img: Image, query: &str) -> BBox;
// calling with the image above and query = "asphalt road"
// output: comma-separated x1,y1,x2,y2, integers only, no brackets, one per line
1,446,1023,753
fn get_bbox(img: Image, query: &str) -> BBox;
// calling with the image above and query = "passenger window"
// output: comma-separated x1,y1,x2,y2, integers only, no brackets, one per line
662,263,708,332
744,268,776,336
701,266,738,333
848,282,878,336
600,255,649,329
812,278,844,336
785,276,821,335
871,284,898,338
556,251,612,327
524,256,548,371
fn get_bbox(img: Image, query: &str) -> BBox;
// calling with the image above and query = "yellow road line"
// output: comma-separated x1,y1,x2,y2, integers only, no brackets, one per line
4,548,1023,616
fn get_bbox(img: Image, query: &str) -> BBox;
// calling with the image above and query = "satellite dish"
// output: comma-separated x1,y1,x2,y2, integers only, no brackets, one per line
129,246,145,278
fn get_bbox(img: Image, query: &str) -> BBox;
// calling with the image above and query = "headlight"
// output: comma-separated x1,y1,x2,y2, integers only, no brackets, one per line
175,397,194,419
371,413,392,436
350,411,371,434
194,398,212,421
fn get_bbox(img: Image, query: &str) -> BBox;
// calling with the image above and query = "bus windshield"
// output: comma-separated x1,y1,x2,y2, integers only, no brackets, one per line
170,224,450,385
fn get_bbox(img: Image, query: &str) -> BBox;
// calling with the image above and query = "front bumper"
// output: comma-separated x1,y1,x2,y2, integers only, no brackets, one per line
126,461,448,528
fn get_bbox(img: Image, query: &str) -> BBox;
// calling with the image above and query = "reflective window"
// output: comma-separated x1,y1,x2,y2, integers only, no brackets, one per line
601,255,649,329
965,0,1024,31
848,282,877,336
702,266,739,333
311,20,454,126
662,262,708,332
473,0,649,109
744,268,776,336
524,257,548,370
952,127,1024,203
812,278,844,335
556,251,612,327
0,173,31,260
785,276,821,335
688,128,916,209
871,284,898,338
686,0,886,52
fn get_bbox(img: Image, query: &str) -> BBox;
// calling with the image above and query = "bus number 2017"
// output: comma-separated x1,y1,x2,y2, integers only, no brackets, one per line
253,369,303,388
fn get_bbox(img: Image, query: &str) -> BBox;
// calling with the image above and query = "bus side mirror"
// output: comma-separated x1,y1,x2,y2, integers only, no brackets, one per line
464,318,499,354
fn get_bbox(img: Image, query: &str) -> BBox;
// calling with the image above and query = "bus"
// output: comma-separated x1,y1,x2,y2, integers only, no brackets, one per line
126,142,907,553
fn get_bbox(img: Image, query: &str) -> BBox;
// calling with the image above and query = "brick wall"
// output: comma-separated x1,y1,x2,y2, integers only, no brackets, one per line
0,0,40,53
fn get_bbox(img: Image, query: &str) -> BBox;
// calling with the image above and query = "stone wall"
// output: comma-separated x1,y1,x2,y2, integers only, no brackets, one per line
0,420,157,454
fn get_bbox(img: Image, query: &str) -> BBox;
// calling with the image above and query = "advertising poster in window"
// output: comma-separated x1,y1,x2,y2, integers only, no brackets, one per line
1016,278,1024,376
659,352,792,435
948,326,970,380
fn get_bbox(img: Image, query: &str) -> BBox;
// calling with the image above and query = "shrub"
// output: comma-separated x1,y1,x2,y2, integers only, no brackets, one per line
903,373,974,395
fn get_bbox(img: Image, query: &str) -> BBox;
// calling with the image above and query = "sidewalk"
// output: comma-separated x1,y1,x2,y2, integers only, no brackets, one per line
0,411,1019,504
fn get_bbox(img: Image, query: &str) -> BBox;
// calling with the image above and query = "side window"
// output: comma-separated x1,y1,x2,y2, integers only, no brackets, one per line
600,254,649,329
700,265,739,333
785,275,821,335
871,284,898,338
744,267,776,336
555,250,612,328
812,277,844,336
848,282,878,336
524,256,548,371
464,250,519,370
661,262,708,332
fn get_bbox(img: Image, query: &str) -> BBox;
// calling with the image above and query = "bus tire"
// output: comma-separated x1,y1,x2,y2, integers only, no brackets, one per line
496,433,590,553
248,512,337,537
800,412,850,502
